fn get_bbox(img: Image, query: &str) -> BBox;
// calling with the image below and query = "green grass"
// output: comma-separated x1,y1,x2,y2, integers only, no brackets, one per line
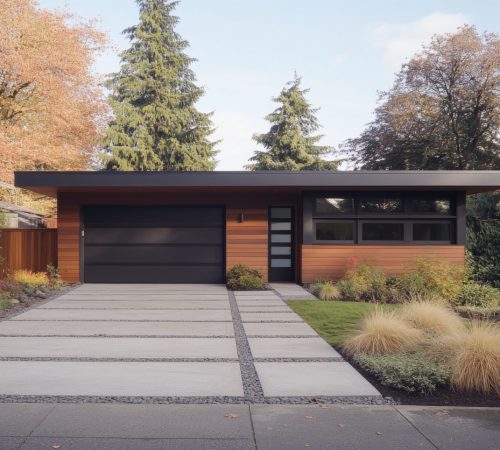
287,300,399,347
0,299,11,311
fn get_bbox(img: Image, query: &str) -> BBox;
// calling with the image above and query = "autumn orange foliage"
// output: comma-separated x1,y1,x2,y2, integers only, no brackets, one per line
0,0,109,183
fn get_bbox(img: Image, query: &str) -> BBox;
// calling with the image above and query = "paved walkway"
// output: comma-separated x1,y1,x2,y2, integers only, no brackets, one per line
0,403,498,450
0,284,378,401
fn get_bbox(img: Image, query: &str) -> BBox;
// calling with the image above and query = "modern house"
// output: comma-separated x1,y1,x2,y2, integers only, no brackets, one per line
0,201,49,229
14,171,500,284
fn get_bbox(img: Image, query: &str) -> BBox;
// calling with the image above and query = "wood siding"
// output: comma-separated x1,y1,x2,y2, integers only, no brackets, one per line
0,229,57,278
57,190,300,283
301,244,465,283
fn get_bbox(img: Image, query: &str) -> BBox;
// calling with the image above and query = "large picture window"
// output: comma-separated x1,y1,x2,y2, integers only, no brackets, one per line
307,192,458,245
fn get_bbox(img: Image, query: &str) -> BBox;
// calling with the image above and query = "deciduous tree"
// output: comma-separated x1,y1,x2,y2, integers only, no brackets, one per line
101,0,217,171
247,74,339,171
0,0,108,184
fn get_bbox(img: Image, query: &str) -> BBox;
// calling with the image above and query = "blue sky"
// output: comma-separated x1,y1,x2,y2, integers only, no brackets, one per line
38,0,499,170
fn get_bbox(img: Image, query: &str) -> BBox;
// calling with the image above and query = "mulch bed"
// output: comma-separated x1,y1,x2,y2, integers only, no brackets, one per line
338,348,500,407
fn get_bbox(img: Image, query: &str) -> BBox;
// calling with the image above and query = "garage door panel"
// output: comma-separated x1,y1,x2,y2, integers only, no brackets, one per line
84,265,224,284
84,206,224,227
84,245,224,265
85,227,223,245
83,206,225,283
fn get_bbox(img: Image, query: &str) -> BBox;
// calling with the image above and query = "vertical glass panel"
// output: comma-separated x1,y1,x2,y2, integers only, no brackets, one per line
271,222,291,231
271,259,291,268
315,197,353,214
271,208,292,219
360,198,403,213
315,222,353,241
271,246,291,255
362,223,404,241
413,223,451,241
411,199,451,214
271,234,291,243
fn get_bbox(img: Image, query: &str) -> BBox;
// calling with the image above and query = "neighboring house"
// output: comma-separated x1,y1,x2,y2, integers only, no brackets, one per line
0,201,48,229
14,171,500,284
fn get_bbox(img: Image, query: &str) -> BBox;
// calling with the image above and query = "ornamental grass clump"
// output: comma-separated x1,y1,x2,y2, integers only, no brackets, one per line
13,270,49,287
450,321,500,395
401,301,464,336
343,309,422,355
311,281,340,300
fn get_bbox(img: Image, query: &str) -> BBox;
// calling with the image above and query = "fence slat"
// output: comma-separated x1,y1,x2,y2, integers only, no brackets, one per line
0,229,58,278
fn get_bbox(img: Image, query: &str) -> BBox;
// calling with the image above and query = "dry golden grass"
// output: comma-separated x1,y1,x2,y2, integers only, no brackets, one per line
450,321,500,395
317,283,341,301
401,301,464,336
343,309,422,355
13,270,49,287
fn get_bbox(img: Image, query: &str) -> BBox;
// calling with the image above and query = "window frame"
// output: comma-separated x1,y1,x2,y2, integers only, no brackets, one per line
358,220,408,243
410,220,454,243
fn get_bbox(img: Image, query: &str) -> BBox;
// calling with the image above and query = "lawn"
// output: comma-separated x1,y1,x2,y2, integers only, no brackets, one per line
287,300,398,347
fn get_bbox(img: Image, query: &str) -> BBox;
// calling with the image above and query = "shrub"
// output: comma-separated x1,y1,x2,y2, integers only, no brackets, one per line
388,272,429,303
454,304,500,321
337,278,356,300
0,299,11,311
226,265,265,291
413,257,464,302
341,262,387,302
401,301,464,337
450,322,500,395
353,352,451,395
343,310,422,355
13,270,49,287
456,282,499,308
311,281,340,301
0,278,22,298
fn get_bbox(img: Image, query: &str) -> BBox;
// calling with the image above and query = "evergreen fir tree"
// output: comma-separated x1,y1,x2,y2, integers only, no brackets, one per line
247,74,339,171
101,0,217,171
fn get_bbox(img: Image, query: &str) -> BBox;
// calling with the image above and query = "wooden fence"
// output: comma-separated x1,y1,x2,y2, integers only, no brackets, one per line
0,229,58,278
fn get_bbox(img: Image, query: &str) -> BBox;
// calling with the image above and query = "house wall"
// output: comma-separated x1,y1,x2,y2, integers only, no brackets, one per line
57,190,301,283
301,244,465,283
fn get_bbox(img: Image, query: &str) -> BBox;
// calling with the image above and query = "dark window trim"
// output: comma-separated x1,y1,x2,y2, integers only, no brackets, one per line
313,220,356,244
410,220,454,243
358,220,407,243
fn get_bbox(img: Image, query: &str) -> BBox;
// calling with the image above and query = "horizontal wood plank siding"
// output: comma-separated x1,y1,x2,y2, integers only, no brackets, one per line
226,208,268,279
57,195,80,283
301,245,465,282
0,229,57,278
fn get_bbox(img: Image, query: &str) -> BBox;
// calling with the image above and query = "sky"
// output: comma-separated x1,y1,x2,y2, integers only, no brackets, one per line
38,0,500,170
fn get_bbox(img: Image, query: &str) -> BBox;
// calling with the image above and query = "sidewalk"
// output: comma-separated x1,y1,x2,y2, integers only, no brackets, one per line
1,403,498,450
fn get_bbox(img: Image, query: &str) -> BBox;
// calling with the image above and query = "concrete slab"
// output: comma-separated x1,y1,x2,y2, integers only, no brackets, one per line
76,284,228,291
19,437,255,450
0,437,24,450
0,320,235,337
234,295,281,301
240,312,302,322
269,283,317,300
0,337,238,359
12,309,232,321
235,301,285,307
255,362,380,397
32,404,253,439
59,294,229,301
0,403,55,437
233,291,276,296
0,361,244,396
251,405,433,450
42,300,230,309
243,322,318,337
396,406,500,450
238,306,292,312
248,338,341,358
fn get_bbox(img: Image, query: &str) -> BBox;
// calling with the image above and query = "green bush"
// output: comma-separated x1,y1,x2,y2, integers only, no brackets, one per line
310,280,340,300
0,299,10,311
353,352,451,395
340,262,387,302
388,272,429,303
413,257,464,302
226,265,265,291
456,282,499,307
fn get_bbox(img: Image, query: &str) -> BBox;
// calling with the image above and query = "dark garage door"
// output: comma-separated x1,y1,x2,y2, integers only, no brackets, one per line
82,206,225,283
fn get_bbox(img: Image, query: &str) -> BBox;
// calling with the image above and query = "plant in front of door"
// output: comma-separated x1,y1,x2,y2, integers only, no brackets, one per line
226,265,265,291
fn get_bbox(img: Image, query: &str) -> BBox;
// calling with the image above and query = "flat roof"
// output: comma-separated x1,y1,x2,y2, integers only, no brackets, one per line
15,170,500,196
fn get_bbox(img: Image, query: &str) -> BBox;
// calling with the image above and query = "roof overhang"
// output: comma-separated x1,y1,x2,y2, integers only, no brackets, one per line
14,170,500,197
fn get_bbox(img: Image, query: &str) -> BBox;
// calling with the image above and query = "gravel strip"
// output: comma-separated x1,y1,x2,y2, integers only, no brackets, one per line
0,395,397,405
227,290,265,403
0,357,239,362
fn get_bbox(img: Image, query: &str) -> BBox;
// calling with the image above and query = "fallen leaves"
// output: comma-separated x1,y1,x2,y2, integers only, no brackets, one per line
224,413,240,419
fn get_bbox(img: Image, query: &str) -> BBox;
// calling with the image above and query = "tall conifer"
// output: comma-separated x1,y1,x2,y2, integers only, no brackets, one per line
247,74,339,171
102,0,217,171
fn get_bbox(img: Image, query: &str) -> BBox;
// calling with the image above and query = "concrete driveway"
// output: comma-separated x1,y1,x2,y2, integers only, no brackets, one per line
0,284,379,401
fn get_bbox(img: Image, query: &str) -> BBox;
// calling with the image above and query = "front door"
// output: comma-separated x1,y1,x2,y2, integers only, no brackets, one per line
268,207,294,282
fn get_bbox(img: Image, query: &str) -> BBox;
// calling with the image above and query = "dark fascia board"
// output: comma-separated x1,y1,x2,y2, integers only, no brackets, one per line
14,170,500,197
